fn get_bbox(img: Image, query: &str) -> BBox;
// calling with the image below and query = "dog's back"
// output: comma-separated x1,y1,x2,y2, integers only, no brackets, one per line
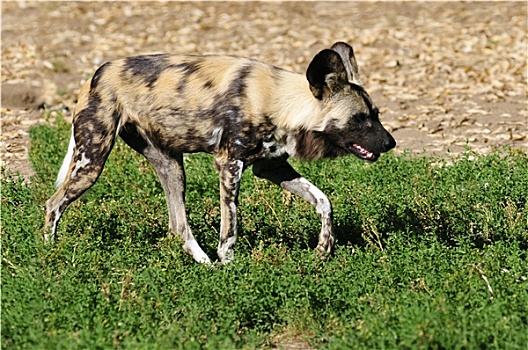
74,54,316,159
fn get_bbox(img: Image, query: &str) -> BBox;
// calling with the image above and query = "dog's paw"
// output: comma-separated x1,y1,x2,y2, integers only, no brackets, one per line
43,231,55,242
218,249,235,265
315,244,331,261
183,239,212,264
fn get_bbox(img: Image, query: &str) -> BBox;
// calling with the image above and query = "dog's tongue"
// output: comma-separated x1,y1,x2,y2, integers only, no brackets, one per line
353,144,376,160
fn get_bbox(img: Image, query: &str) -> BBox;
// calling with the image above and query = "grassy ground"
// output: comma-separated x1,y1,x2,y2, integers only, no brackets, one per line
2,118,527,349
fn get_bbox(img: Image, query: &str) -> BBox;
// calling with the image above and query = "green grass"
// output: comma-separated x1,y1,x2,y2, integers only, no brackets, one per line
2,117,527,349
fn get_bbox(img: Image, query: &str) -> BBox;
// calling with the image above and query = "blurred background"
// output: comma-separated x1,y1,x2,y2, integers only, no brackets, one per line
2,1,526,179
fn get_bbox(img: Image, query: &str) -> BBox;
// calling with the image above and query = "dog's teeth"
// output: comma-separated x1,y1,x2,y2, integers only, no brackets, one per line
352,144,375,159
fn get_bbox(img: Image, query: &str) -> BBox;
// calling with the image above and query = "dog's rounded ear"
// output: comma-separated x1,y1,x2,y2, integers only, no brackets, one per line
330,42,362,86
306,49,348,100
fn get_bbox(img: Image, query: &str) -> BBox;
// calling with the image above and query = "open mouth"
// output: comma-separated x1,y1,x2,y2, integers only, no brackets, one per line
349,143,380,161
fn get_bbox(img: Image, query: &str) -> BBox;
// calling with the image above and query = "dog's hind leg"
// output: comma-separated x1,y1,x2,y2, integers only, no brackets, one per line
44,102,120,241
214,157,244,264
252,157,335,260
119,125,211,264
150,151,211,264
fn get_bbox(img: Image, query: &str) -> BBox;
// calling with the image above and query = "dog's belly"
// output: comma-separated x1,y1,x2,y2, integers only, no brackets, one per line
123,109,289,163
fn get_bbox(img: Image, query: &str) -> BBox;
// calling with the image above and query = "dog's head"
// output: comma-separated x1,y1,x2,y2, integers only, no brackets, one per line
306,42,396,161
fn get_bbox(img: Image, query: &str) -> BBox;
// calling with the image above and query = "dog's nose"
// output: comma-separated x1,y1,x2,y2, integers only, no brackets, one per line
384,135,396,151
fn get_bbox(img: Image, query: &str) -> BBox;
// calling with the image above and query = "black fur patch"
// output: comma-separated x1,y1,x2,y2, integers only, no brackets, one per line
74,92,120,161
203,79,215,89
229,65,252,97
122,55,201,91
119,122,149,154
74,92,102,130
91,62,112,90
123,54,170,88
174,62,201,93
294,130,346,160
306,49,348,99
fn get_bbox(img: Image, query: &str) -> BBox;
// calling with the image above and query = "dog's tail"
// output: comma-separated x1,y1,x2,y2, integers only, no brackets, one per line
55,127,76,188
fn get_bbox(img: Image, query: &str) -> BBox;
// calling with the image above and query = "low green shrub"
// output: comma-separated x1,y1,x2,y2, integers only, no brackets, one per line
2,118,526,349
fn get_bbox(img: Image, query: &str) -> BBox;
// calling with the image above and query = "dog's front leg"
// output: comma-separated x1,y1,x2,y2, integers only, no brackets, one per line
253,158,334,260
282,177,334,259
215,157,244,263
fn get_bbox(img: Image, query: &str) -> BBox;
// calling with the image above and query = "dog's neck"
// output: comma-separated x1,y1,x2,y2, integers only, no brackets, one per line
269,72,325,132
256,72,345,161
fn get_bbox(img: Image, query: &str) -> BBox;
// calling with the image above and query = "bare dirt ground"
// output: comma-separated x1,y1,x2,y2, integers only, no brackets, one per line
2,1,527,184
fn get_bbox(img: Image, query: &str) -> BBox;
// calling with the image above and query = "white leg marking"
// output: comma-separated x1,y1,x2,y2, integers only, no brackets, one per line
296,177,332,216
70,151,91,179
281,177,334,260
233,160,244,180
217,236,237,264
208,127,224,150
183,239,212,264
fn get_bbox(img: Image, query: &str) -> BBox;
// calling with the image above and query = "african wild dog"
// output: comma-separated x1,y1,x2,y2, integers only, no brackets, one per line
44,42,396,264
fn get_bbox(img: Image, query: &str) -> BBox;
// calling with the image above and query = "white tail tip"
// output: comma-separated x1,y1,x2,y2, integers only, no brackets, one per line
55,128,76,188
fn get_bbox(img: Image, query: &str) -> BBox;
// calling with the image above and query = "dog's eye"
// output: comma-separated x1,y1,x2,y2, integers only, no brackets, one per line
351,113,374,131
354,113,369,122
